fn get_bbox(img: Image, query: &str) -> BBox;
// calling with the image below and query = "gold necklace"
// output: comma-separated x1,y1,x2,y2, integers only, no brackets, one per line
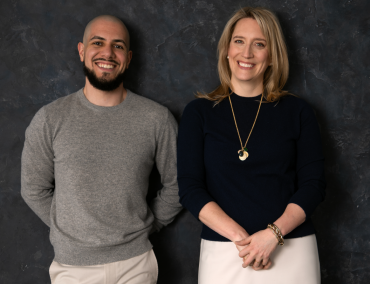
228,92,263,161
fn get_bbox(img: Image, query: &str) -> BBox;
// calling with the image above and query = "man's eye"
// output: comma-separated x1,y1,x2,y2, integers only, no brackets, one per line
114,45,124,49
93,42,102,46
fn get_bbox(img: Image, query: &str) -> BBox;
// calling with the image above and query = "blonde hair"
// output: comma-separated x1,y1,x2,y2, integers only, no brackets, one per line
197,7,290,103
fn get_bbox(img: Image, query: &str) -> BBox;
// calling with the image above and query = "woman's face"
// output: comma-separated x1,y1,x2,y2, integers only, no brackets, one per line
227,18,270,87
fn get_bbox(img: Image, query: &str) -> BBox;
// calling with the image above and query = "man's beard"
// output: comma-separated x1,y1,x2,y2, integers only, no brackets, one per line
83,62,125,91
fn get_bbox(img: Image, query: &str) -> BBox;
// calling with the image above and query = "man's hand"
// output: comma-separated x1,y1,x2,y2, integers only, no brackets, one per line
234,229,278,270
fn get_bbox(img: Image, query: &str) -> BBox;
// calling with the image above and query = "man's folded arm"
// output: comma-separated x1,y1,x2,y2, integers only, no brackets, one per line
21,107,55,227
150,109,182,231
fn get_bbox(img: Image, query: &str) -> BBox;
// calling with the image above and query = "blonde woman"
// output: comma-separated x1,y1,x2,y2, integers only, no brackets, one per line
177,7,325,284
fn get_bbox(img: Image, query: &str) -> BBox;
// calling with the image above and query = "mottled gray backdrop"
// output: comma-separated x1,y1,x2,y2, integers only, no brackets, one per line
1,0,369,283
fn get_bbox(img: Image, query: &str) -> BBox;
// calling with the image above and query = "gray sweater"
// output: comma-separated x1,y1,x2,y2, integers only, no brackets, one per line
21,89,182,266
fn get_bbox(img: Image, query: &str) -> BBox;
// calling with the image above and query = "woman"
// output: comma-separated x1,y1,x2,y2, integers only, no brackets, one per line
177,6,325,284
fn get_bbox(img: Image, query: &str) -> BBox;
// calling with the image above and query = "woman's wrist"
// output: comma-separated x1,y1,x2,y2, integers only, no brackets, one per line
273,204,306,237
267,224,284,246
272,220,286,236
265,227,278,242
230,229,249,242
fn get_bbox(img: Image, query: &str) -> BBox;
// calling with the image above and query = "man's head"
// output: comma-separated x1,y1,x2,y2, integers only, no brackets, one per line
78,15,132,91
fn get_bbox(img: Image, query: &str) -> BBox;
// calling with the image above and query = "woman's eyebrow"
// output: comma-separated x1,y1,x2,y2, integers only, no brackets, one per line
232,35,266,41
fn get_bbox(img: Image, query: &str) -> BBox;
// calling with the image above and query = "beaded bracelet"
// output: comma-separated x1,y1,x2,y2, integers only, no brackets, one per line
267,223,284,246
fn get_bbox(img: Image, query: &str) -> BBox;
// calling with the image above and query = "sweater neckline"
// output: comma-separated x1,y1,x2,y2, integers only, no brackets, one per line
77,88,133,112
229,92,263,103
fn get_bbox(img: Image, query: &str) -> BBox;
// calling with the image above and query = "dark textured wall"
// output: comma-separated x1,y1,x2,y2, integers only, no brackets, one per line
0,0,369,283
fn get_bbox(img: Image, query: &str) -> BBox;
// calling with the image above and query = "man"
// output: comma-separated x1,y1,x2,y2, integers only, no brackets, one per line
21,15,182,284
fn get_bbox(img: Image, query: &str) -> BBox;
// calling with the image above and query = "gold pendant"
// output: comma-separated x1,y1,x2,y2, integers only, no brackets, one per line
238,150,249,161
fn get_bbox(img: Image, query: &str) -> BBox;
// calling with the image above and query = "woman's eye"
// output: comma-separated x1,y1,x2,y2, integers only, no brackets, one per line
256,42,265,47
235,40,243,44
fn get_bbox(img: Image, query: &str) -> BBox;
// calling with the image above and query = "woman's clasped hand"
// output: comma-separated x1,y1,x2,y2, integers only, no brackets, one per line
234,228,279,270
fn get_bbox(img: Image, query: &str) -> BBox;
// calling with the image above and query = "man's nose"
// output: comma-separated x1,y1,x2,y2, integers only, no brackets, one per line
100,44,115,58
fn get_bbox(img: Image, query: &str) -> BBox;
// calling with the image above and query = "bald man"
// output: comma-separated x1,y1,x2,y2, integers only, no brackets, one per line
21,15,182,284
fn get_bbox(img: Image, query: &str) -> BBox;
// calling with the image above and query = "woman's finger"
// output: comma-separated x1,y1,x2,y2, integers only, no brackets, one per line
235,236,252,247
239,245,251,258
242,254,255,268
263,259,272,270
252,259,263,271
235,243,248,252
261,257,270,266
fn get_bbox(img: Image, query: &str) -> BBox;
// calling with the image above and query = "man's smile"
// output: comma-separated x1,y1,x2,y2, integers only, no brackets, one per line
93,58,119,72
96,62,115,69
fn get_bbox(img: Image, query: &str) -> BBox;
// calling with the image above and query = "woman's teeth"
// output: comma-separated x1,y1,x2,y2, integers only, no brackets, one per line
239,62,254,67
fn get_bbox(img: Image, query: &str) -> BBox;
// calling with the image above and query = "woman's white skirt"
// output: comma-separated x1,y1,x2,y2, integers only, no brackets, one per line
198,234,320,284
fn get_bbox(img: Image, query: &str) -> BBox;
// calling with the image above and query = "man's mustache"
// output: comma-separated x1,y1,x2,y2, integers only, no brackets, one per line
92,58,119,65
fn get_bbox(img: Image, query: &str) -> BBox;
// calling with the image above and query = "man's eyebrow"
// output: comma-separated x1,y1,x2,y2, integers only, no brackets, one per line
112,39,128,47
232,35,266,41
90,36,106,41
89,36,128,48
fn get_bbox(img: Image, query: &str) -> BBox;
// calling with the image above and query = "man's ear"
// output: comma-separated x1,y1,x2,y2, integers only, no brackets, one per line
126,50,133,69
77,42,84,62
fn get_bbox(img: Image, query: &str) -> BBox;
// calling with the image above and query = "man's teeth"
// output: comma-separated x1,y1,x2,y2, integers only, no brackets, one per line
239,62,254,67
97,63,114,69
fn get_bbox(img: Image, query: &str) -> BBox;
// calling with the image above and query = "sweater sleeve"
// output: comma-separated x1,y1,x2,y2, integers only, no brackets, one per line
150,109,183,231
288,103,326,218
21,107,55,227
177,101,215,220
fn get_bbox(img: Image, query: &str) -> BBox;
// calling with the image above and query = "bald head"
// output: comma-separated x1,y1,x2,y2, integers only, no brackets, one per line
83,15,130,49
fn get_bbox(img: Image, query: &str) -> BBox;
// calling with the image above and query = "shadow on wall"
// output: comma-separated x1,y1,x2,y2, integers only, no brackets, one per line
311,108,365,284
122,21,143,95
277,11,366,283
147,165,201,284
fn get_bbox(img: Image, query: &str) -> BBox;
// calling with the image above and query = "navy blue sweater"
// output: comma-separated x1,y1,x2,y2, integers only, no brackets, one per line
177,93,326,241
